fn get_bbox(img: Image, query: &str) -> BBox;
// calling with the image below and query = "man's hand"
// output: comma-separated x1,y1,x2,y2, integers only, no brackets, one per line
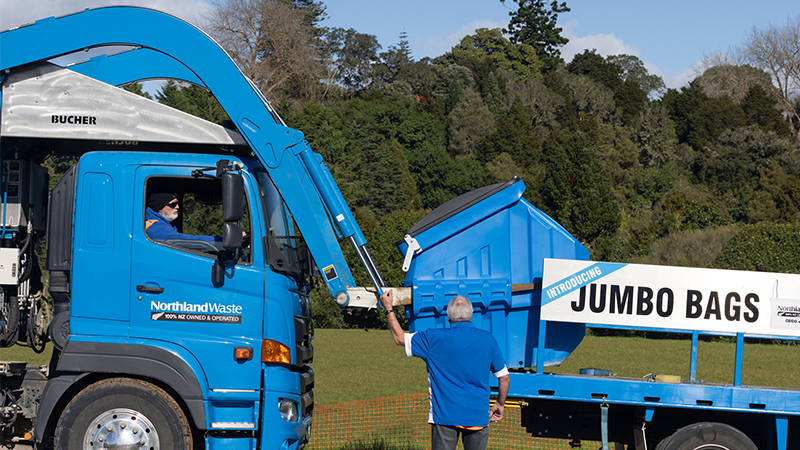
490,374,509,422
381,289,405,347
489,402,505,422
380,289,394,310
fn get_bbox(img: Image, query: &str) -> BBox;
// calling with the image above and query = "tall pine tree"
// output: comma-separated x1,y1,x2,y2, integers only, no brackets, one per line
503,0,570,70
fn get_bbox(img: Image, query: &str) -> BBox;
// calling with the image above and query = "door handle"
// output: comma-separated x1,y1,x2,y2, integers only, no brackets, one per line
136,285,164,294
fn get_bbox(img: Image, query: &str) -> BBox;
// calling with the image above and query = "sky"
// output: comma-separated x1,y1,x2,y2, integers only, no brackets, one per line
1,0,797,90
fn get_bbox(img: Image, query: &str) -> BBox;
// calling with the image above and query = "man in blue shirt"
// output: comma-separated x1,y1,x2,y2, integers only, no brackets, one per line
380,290,509,450
145,192,219,244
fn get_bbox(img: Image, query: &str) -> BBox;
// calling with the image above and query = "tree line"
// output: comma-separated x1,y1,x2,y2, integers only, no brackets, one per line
136,1,800,327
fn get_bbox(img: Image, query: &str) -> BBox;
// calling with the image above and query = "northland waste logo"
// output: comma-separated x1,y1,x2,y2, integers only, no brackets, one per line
150,301,242,324
776,305,800,318
771,300,800,330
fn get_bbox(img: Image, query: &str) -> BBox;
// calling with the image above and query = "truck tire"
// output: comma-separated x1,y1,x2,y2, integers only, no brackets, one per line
54,378,192,450
655,422,757,450
0,289,19,347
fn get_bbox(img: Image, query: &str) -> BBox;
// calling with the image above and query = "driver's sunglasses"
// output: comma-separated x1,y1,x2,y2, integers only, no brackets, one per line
165,201,179,208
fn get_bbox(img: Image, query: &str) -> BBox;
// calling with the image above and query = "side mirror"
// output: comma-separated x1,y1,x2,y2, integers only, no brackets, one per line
212,260,225,287
222,222,243,249
213,170,245,287
222,172,244,222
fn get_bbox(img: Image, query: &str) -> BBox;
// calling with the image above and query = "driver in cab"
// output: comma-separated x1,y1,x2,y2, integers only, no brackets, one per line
145,192,220,244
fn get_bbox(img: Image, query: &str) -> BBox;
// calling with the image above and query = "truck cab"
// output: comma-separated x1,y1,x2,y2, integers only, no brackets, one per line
47,151,314,449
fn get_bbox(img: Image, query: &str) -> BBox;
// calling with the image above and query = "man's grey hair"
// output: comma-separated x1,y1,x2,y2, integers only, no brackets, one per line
447,296,473,322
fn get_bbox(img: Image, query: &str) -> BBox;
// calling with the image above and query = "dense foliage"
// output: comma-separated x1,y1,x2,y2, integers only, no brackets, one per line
135,2,800,327
712,223,800,273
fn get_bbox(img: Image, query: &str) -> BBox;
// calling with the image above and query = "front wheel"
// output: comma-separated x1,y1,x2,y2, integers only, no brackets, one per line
655,422,757,450
55,378,192,450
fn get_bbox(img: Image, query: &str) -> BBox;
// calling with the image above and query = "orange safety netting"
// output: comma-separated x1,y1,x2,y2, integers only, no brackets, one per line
307,393,602,450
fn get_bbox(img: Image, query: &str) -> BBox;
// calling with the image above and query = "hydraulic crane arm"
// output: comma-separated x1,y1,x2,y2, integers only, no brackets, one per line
0,6,384,304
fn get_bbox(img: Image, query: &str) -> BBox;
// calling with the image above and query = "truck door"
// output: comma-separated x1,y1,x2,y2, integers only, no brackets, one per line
129,163,264,392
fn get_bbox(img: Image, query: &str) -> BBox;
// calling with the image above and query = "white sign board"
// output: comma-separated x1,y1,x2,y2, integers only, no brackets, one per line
541,259,800,337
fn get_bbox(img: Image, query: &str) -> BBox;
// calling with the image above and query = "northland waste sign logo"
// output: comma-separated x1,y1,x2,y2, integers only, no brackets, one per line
150,301,242,324
771,301,800,330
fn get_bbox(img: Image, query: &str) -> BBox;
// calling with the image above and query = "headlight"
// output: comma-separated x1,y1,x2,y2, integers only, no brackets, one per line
278,398,298,422
334,291,349,306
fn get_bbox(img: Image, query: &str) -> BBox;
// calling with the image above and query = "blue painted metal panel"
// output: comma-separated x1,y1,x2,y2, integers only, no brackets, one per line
68,48,205,87
508,372,800,416
259,382,309,450
66,334,212,398
206,436,257,450
774,415,789,450
400,179,589,368
206,389,260,430
71,153,132,331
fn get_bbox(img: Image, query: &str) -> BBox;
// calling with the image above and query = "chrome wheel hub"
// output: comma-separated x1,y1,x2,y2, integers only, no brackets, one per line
83,408,159,449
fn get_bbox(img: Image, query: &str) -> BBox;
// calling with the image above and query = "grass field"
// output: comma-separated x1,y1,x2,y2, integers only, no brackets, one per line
312,329,800,403
0,344,52,366
311,328,429,404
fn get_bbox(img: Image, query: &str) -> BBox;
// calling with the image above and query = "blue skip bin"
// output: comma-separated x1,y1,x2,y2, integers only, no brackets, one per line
397,177,589,369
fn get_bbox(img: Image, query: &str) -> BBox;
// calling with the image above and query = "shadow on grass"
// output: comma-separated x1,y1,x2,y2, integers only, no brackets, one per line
332,437,422,450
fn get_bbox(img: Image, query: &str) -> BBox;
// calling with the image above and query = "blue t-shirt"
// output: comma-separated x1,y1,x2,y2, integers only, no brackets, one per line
144,207,219,244
406,321,508,427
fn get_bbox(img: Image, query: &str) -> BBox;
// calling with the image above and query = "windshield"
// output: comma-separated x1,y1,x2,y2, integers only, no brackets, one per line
257,171,291,237
255,171,312,279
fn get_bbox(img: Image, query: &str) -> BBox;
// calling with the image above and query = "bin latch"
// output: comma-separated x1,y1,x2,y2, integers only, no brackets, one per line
401,234,422,272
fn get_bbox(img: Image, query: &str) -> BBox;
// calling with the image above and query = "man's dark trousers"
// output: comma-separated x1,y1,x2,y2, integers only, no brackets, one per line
431,424,490,450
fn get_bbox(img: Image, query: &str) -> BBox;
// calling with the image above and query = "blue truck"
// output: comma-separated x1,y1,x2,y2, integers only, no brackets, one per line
1,6,798,450
0,7,387,450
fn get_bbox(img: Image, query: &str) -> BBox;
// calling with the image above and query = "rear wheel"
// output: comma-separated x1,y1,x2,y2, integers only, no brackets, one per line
0,287,19,347
54,378,192,450
655,422,757,450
